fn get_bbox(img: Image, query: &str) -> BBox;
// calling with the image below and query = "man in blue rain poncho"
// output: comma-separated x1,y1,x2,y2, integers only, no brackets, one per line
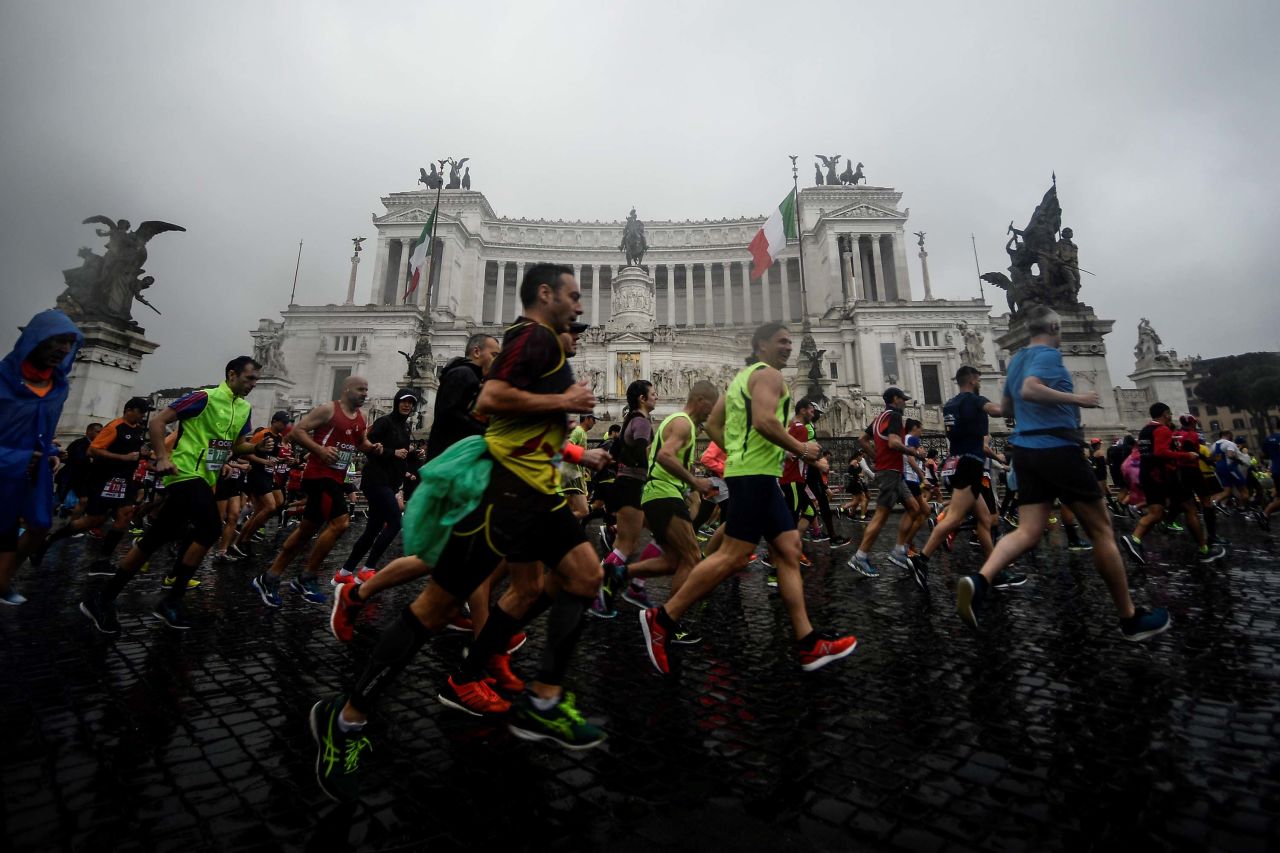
0,310,83,605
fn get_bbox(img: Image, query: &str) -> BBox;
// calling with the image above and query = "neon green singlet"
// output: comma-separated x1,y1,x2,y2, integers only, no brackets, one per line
642,412,694,503
723,362,791,478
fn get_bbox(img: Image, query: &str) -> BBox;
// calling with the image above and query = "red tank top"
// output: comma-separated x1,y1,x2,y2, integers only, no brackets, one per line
302,402,367,483
871,409,905,472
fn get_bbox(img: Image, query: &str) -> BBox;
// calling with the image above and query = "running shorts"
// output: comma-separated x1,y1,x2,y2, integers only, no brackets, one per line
611,476,645,511
245,470,276,498
432,464,587,599
784,480,813,522
85,476,132,516
643,497,692,548
302,477,350,524
723,475,794,544
873,470,912,509
214,476,245,502
139,478,221,551
1139,473,1172,507
1010,445,1101,506
906,480,922,498
846,476,865,496
1181,467,1217,498
1214,461,1245,488
949,456,986,496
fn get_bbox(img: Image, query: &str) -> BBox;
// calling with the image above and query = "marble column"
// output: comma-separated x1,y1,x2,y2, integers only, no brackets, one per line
843,338,857,386
828,235,844,304
666,265,676,326
870,236,885,304
573,263,583,318
494,260,507,325
741,262,753,325
760,262,771,322
892,230,913,301
514,262,526,323
683,265,694,327
917,246,933,300
701,263,713,326
591,265,601,326
370,237,390,304
780,260,792,323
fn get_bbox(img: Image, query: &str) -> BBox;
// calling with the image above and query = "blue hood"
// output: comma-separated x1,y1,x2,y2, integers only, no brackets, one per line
0,310,83,530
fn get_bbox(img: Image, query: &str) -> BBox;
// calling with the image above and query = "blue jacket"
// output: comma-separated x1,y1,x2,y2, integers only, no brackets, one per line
0,310,83,532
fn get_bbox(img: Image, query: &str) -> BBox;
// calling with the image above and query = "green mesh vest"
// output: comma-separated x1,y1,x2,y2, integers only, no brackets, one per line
723,362,791,478
642,412,694,503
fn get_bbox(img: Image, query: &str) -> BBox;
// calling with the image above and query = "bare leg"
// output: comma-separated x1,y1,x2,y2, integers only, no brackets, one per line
975,503,1051,583
268,520,320,578
857,506,892,553
1065,498,1135,619
663,538,756,622
354,554,430,601
303,515,351,573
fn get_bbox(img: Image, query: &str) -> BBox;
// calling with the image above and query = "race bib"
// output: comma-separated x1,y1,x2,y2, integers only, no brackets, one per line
100,477,128,499
206,439,232,471
330,443,356,472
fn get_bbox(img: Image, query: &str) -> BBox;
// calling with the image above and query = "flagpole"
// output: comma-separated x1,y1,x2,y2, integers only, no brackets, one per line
418,158,447,309
788,155,810,330
288,239,303,305
970,233,985,301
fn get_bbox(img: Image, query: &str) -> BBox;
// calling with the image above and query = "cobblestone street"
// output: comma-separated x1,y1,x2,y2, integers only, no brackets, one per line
2,513,1277,852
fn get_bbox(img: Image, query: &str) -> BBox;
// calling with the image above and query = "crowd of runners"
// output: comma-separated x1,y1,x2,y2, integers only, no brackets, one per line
3,275,1278,805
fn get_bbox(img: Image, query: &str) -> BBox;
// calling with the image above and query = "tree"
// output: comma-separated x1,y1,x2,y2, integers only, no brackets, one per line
1193,352,1280,448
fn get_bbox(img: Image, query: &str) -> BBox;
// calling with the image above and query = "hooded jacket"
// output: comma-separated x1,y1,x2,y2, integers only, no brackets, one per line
361,387,417,489
425,356,485,462
1,310,84,531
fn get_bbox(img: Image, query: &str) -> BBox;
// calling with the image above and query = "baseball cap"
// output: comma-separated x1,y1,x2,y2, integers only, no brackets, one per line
271,410,293,423
124,396,151,412
581,411,598,420
568,321,590,334
1089,437,1102,445
882,387,908,403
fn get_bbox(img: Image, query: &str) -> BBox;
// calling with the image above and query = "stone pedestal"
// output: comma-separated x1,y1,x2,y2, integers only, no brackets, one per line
246,375,297,421
606,266,656,334
1128,361,1188,413
996,307,1125,433
59,322,159,442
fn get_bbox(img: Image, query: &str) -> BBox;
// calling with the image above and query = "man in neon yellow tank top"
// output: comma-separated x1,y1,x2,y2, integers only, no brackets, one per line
617,381,719,632
639,322,858,675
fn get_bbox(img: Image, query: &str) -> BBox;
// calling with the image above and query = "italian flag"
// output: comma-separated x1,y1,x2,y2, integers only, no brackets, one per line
748,189,797,280
404,206,436,302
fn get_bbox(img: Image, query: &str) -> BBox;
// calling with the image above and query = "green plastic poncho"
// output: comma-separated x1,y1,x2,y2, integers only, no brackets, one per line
402,435,493,565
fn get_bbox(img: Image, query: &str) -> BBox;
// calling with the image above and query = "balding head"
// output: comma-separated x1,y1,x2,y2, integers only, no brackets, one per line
687,380,720,423
342,375,370,409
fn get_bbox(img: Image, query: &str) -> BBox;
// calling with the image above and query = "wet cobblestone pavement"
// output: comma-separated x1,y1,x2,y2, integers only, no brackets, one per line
3,512,1278,852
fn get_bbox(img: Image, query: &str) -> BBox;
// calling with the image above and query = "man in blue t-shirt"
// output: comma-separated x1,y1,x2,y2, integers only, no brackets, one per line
953,305,1170,643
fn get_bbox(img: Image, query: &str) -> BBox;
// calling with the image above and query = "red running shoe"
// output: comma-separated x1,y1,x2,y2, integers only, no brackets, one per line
485,654,525,694
437,675,511,716
506,631,528,654
639,607,671,675
329,583,363,643
355,567,376,584
799,553,813,568
797,630,858,672
331,569,358,585
446,614,474,634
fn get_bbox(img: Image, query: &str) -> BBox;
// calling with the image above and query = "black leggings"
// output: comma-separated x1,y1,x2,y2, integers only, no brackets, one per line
343,484,402,571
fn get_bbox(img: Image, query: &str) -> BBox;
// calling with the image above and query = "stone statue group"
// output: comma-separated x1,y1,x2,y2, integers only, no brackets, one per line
815,156,865,186
418,158,471,191
980,180,1082,318
56,216,186,331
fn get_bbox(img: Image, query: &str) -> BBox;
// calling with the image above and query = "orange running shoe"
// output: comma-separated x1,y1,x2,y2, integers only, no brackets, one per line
355,567,376,584
798,631,858,672
485,654,525,694
329,583,363,643
437,676,511,716
331,569,358,585
799,553,813,568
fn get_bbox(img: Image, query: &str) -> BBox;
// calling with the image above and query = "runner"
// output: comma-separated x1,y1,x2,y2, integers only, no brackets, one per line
1209,430,1250,510
841,448,872,521
310,263,609,804
79,356,259,631
848,387,927,577
596,379,657,614
251,376,381,607
561,410,597,519
226,411,292,558
897,419,930,552
211,452,249,564
34,397,150,572
781,398,818,545
0,311,82,605
1121,403,1226,565
950,306,1169,640
637,322,857,676
55,422,101,521
1173,414,1225,543
335,388,418,584
1107,435,1136,515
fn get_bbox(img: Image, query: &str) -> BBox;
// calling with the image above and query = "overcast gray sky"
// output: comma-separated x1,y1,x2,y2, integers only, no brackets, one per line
3,0,1277,391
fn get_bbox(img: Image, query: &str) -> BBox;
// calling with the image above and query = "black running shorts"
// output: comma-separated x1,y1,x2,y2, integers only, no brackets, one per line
1010,445,1101,506
783,480,812,522
611,476,645,511
950,456,986,496
302,478,350,524
139,478,221,551
214,476,245,503
432,463,587,600
85,476,132,517
245,470,276,498
1181,467,1217,498
643,497,692,548
723,475,794,544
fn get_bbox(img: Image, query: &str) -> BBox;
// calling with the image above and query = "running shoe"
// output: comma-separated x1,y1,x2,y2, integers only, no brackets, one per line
128,525,145,536
445,613,474,633
506,631,528,654
598,524,617,554
329,582,363,642
848,553,880,578
671,628,703,646
621,581,653,609
251,529,268,542
697,524,718,537
955,573,987,630
79,590,120,634
508,691,605,750
588,588,617,619
1119,606,1171,642
252,573,282,608
355,567,376,584
1121,535,1147,565
227,543,252,560
0,589,27,606
1003,514,1020,529
86,559,116,577
944,532,956,552
798,553,813,568
437,675,511,716
289,575,327,604
1208,534,1232,546
765,571,778,588
485,654,525,694
798,630,858,671
162,575,201,589
213,549,238,562
828,535,852,549
1164,521,1184,533
1066,540,1094,552
886,550,912,570
1198,545,1227,564
810,531,830,543
310,695,370,804
639,607,671,675
151,598,190,630
991,570,1028,590
907,554,929,591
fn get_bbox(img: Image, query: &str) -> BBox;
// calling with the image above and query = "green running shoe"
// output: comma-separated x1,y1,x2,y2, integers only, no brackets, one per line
508,691,605,750
310,695,372,803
